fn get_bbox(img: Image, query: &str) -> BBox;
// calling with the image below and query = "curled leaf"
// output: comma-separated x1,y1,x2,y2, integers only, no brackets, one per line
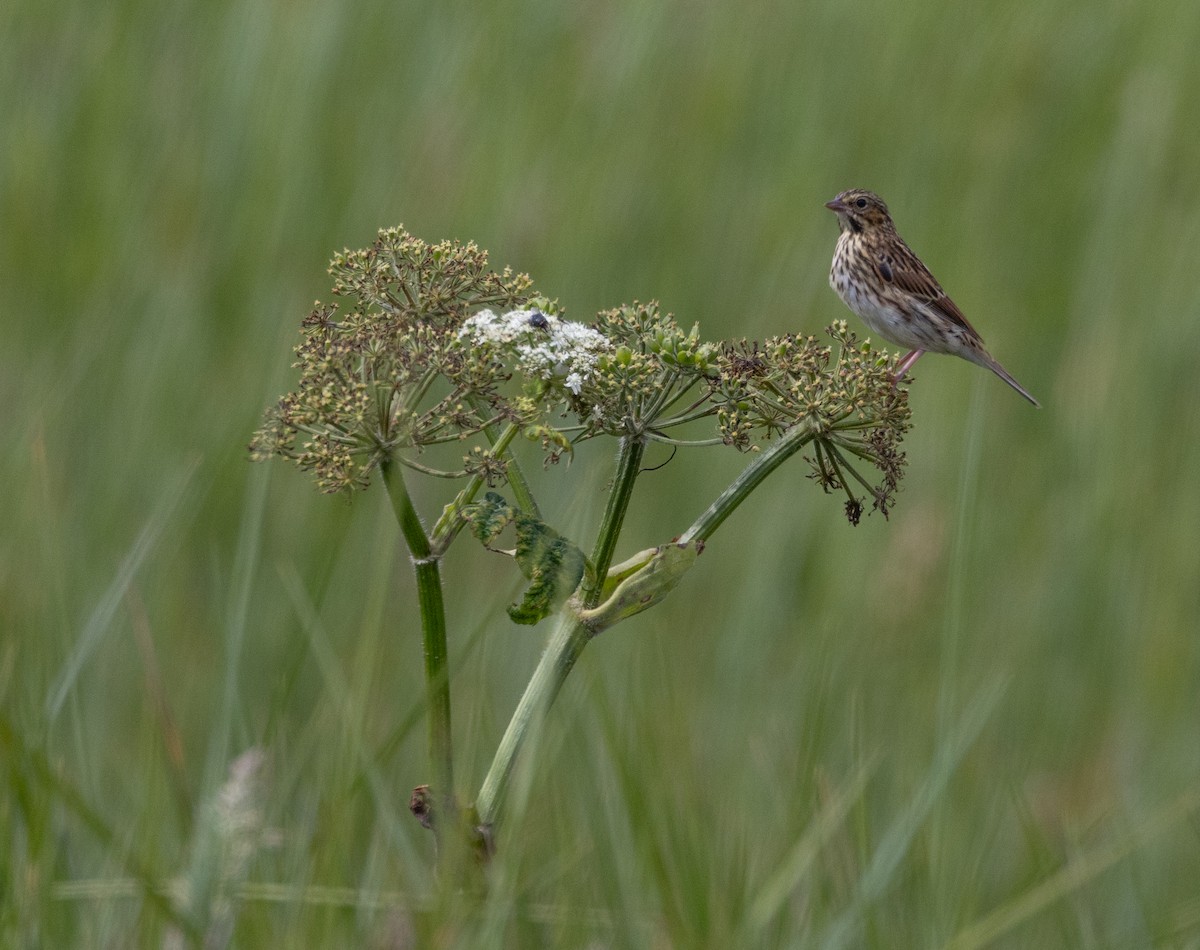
462,493,588,625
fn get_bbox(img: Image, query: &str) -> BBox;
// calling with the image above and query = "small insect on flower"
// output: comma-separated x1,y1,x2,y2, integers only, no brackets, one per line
458,309,611,396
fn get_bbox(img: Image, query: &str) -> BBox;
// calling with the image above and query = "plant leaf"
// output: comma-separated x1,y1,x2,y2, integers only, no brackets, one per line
463,491,517,547
507,512,588,624
462,493,588,625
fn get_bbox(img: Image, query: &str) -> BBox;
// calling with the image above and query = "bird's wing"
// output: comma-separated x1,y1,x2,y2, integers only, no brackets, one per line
875,239,983,341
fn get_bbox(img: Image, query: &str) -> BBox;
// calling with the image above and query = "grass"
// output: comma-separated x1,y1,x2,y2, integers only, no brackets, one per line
4,0,1200,945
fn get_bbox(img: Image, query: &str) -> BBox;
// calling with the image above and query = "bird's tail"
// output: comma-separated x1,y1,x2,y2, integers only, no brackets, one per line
981,355,1040,407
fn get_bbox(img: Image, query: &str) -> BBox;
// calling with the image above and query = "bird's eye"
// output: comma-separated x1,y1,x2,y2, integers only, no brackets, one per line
855,197,868,209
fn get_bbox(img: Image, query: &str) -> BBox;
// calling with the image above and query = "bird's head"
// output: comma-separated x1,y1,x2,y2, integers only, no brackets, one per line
825,190,892,234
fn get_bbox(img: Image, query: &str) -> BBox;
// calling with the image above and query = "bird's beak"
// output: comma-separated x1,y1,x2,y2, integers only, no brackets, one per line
825,197,847,214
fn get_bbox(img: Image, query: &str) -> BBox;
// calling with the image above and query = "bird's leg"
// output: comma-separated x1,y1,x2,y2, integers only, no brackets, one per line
893,348,925,384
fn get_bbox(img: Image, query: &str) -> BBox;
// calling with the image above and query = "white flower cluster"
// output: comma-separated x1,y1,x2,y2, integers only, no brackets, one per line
459,309,611,394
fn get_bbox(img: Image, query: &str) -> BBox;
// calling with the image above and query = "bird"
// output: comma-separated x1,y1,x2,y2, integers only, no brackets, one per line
825,189,1039,407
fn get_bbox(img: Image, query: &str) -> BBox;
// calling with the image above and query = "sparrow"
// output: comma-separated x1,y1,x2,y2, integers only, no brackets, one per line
826,189,1039,407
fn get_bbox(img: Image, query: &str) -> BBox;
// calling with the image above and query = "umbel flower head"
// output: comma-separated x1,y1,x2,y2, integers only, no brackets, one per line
712,321,911,523
250,227,546,492
252,226,908,523
566,301,719,442
455,301,722,448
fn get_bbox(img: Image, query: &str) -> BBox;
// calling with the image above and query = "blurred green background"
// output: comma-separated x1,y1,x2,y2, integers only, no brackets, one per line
4,0,1200,944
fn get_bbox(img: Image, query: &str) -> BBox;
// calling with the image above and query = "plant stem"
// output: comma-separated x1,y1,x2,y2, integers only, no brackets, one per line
584,436,646,606
476,420,816,832
475,435,645,830
384,456,432,559
679,420,817,544
381,458,458,854
428,419,531,554
473,611,588,828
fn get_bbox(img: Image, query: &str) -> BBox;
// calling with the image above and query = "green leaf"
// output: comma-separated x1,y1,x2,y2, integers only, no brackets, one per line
507,512,588,624
462,493,588,626
463,491,517,547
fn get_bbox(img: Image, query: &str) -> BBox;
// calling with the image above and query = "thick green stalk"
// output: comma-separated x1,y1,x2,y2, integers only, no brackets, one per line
475,435,645,829
473,611,587,829
384,455,433,559
381,458,457,852
583,436,646,606
679,420,817,544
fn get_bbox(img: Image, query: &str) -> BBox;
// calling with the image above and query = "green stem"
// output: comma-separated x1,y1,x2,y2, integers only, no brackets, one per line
679,420,817,544
466,391,544,521
584,436,646,606
385,456,432,559
475,435,645,829
473,612,588,828
428,419,533,555
381,458,457,853
499,435,540,520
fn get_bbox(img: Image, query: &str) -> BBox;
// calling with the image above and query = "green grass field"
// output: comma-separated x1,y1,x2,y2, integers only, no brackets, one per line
5,0,1200,945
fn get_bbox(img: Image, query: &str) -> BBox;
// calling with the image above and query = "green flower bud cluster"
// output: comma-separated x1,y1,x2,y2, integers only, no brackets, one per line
569,302,718,441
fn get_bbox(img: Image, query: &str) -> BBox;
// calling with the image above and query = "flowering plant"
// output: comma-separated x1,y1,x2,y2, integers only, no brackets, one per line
252,227,909,872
